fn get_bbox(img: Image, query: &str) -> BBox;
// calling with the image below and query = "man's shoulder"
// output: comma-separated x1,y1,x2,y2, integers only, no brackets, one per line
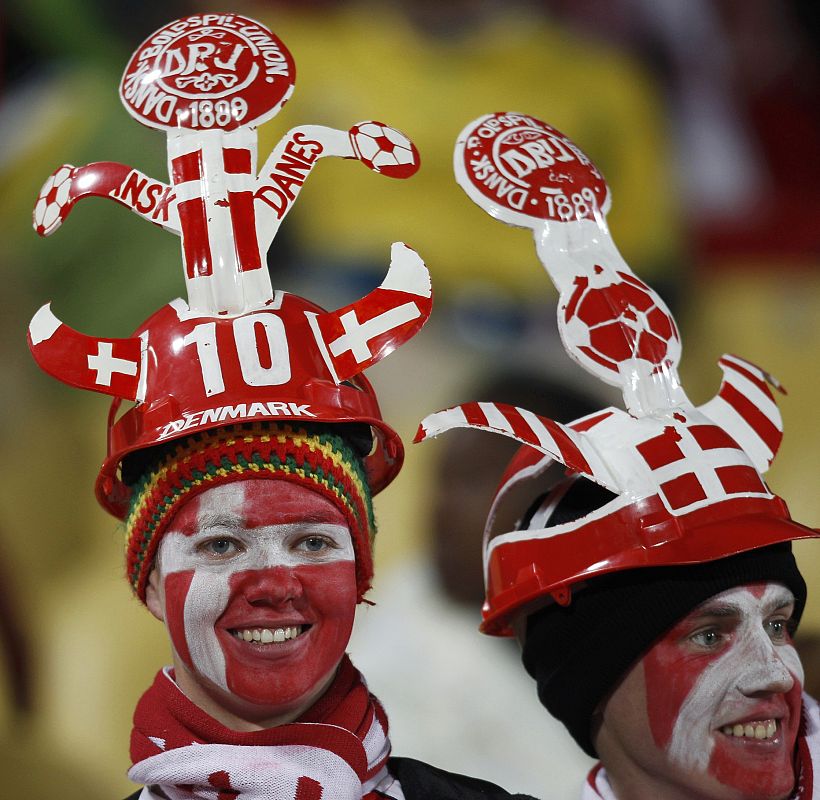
388,756,539,800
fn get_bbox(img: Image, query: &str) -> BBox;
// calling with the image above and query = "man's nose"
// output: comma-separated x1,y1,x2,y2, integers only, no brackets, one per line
737,638,796,696
230,566,304,605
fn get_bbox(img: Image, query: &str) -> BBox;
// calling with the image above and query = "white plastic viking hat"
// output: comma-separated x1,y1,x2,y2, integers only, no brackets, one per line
28,13,432,516
416,112,816,635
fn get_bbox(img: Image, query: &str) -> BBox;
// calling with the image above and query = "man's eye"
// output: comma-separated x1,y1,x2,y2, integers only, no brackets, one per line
691,629,723,648
766,618,793,643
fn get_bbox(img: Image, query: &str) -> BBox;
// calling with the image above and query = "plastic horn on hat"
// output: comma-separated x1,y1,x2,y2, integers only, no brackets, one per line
416,112,816,636
32,13,420,318
28,13,431,517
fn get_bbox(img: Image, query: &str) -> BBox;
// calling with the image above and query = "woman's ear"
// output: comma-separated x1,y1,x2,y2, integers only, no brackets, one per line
145,567,165,622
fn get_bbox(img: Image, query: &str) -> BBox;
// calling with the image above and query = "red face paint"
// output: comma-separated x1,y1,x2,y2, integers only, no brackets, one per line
641,583,802,798
217,560,356,707
164,569,195,669
154,479,357,722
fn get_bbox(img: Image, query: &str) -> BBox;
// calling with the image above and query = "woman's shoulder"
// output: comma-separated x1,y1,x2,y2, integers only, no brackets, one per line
388,756,540,800
123,761,542,800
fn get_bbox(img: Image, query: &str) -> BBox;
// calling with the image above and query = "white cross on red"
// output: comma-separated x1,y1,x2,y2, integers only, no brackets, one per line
634,420,768,513
329,302,420,363
87,341,138,387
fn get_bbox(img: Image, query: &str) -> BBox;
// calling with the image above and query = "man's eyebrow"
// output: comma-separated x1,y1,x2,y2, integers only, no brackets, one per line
763,590,795,615
692,590,796,621
690,604,741,620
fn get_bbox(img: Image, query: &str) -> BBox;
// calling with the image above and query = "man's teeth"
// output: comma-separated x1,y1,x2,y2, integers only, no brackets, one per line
232,626,303,644
721,720,777,740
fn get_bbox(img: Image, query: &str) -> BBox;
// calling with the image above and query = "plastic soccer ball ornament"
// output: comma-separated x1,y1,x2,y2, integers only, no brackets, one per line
563,270,679,375
33,165,75,236
349,121,419,179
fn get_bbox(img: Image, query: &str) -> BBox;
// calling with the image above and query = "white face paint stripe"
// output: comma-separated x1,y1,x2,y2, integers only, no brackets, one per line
666,584,800,773
180,482,246,691
183,567,230,690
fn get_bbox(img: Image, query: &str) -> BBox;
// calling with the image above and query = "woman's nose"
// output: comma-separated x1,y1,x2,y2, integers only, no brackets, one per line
230,565,304,606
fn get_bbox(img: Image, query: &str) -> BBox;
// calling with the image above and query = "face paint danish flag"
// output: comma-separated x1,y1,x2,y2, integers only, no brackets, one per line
417,112,819,636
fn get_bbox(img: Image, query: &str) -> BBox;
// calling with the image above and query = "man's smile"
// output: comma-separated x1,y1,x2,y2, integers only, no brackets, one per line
719,719,779,741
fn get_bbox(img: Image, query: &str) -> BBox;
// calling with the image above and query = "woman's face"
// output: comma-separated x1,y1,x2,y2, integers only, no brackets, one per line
147,479,357,725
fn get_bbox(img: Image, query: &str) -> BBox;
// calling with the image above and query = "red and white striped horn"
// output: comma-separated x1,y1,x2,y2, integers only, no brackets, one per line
27,304,144,401
416,400,617,492
307,242,432,384
698,354,785,473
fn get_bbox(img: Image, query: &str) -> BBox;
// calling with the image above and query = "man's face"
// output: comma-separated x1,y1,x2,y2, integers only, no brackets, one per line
146,479,357,724
596,582,803,800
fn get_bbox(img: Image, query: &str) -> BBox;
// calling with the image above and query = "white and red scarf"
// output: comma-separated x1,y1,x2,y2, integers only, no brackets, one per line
581,694,820,799
128,656,403,800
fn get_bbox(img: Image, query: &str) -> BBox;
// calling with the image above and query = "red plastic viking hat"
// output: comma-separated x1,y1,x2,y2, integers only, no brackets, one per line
28,13,431,517
416,112,816,636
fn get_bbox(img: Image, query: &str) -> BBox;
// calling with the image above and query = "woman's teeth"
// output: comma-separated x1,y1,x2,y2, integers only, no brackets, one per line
232,626,303,644
721,720,777,740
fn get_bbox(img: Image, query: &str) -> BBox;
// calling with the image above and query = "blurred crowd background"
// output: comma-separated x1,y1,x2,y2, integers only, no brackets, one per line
1,0,818,797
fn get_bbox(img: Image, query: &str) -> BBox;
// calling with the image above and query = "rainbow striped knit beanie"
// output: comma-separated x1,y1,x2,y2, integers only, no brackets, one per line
124,422,376,602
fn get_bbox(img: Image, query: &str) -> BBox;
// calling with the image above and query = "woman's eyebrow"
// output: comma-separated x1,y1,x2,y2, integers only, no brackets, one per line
297,513,345,525
196,513,345,530
197,512,244,531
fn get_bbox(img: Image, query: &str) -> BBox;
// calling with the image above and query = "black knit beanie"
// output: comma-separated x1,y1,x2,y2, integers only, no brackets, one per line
519,480,807,758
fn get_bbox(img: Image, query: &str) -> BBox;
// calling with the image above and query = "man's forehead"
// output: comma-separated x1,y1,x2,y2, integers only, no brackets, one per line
168,479,348,535
689,582,794,619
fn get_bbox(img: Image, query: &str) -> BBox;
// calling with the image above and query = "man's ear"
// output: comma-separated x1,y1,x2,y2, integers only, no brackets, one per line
145,568,165,622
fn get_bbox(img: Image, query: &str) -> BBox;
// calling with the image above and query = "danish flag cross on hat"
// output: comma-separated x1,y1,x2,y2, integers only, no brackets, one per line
28,13,429,404
27,13,432,514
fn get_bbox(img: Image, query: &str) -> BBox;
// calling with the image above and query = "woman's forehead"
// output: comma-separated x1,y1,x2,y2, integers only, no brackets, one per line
169,479,349,534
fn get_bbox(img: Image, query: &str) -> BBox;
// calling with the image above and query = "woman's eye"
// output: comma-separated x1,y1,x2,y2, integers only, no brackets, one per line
299,536,332,553
201,538,239,557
